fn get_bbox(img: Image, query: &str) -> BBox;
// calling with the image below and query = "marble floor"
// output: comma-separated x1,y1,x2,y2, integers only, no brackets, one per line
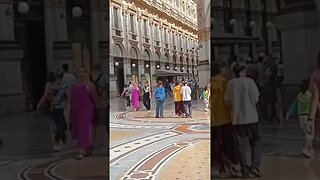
109,97,320,180
1,97,320,179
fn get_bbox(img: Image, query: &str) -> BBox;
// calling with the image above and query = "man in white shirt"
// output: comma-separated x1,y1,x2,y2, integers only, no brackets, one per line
181,81,192,118
225,64,261,178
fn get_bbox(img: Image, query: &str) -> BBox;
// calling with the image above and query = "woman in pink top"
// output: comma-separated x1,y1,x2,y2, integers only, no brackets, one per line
131,83,141,111
70,67,99,159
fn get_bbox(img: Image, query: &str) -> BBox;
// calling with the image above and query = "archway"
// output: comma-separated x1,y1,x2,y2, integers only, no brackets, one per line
113,44,125,95
165,53,170,70
130,47,139,84
155,51,161,69
143,50,151,84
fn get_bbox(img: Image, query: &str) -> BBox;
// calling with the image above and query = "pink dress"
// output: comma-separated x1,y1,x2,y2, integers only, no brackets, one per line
132,87,140,110
70,83,96,149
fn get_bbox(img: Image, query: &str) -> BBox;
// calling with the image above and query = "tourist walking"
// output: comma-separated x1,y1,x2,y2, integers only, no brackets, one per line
131,83,141,112
225,64,261,178
174,81,184,117
70,67,99,159
263,55,278,121
181,81,192,118
286,78,314,158
211,62,237,177
90,64,108,148
154,81,166,118
38,71,68,152
143,81,151,111
200,86,209,112
121,84,131,110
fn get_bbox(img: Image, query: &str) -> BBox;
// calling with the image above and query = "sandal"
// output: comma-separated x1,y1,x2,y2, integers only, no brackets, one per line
76,154,84,160
85,149,93,157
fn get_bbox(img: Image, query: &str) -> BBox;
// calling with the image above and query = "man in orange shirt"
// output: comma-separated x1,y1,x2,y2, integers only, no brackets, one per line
174,81,184,117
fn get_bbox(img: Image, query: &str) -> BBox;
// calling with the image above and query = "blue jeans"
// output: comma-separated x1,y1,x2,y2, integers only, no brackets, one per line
156,100,164,117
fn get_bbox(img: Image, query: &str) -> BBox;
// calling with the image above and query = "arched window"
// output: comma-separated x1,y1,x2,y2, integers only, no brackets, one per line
144,50,150,61
130,48,138,59
156,52,161,61
113,44,123,57
165,54,169,62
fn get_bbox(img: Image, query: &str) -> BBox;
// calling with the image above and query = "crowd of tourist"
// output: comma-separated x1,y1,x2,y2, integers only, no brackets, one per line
37,64,107,160
212,54,285,178
121,78,205,119
212,52,320,178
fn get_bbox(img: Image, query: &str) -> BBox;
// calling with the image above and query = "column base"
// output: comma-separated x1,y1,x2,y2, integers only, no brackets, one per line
0,94,26,115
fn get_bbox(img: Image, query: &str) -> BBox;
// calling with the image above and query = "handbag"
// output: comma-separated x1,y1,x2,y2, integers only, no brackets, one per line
38,94,52,116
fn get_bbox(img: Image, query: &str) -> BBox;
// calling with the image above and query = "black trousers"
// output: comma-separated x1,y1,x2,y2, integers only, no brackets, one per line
143,93,151,110
125,96,131,107
51,109,66,143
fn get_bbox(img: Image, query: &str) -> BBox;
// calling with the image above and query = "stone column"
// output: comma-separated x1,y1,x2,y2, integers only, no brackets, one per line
44,0,73,71
276,1,320,110
196,0,210,88
0,0,25,114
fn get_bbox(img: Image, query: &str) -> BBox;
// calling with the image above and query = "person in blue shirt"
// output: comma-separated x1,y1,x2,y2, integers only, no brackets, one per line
154,81,166,118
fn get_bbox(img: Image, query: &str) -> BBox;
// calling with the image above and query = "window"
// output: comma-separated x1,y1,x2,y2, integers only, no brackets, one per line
176,0,179,8
144,20,148,37
113,44,123,57
172,32,175,45
164,29,168,43
130,48,138,59
130,14,135,33
144,50,150,61
113,7,120,29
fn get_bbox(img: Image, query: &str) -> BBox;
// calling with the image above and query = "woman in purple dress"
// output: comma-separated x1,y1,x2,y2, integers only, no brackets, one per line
70,67,99,159
131,83,141,111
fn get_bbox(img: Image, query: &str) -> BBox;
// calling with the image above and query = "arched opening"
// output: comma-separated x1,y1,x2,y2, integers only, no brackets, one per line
165,53,170,70
130,47,139,83
173,55,177,71
155,52,161,69
113,44,125,95
180,56,183,72
144,50,151,78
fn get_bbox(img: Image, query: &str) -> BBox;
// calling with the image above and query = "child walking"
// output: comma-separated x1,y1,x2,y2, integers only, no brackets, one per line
286,78,315,158
200,86,209,112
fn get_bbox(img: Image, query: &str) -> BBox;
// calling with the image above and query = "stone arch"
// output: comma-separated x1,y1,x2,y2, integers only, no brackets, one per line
129,45,141,59
143,50,151,61
173,54,177,64
155,51,161,61
164,53,170,62
112,42,125,57
205,1,211,28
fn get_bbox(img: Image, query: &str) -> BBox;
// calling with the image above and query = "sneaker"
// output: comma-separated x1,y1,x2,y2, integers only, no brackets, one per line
302,148,312,158
54,145,61,152
250,168,261,177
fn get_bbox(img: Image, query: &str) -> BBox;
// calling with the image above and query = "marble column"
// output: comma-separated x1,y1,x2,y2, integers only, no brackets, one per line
276,1,320,110
44,0,73,71
196,0,211,88
0,0,25,114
